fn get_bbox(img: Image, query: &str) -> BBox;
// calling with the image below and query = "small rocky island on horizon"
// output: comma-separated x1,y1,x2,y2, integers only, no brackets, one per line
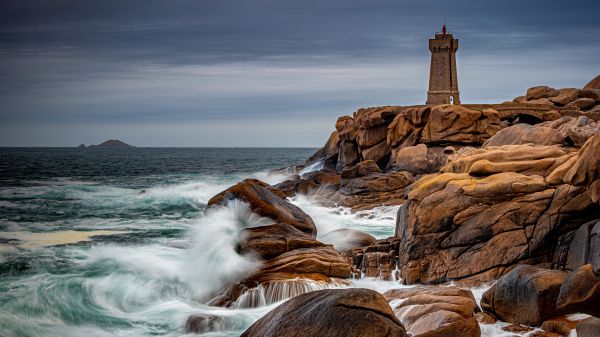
78,139,134,149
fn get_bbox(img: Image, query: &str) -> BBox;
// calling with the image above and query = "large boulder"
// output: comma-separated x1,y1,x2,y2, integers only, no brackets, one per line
481,265,568,326
526,86,560,100
384,286,480,337
556,264,600,317
241,289,407,337
421,105,501,145
563,220,600,273
208,179,317,236
389,144,447,174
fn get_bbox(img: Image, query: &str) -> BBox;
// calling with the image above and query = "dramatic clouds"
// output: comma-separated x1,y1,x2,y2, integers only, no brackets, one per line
1,0,599,146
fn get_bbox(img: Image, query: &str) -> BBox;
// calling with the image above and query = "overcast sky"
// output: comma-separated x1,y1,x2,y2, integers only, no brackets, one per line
1,0,599,147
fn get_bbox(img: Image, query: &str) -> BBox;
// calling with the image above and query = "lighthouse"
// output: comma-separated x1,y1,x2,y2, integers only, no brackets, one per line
427,25,460,105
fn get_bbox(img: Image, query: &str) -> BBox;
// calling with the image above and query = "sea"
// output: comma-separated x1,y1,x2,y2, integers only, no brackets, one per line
0,147,525,337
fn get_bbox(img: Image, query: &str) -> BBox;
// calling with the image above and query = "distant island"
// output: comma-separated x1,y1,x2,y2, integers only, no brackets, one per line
79,139,134,148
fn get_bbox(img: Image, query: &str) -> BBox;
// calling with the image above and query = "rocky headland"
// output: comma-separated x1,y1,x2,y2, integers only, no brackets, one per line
188,75,600,337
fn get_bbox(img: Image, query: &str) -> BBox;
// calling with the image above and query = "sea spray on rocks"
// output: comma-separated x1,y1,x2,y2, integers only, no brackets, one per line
182,200,270,301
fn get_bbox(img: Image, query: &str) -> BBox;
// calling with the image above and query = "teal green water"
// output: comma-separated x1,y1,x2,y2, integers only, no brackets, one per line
0,148,399,337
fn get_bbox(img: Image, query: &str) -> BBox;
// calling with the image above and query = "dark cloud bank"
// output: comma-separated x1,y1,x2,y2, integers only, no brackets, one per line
1,0,599,146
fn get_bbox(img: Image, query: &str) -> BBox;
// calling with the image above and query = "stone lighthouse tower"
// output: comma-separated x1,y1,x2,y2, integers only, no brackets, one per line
427,25,460,105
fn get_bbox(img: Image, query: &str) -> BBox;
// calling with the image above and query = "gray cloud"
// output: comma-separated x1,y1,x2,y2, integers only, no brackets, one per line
1,0,599,146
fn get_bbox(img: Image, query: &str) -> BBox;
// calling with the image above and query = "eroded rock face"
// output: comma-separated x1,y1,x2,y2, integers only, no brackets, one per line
421,105,500,145
241,289,407,337
208,179,317,236
562,220,600,273
389,144,447,174
238,224,325,259
394,143,599,284
384,286,480,337
481,265,568,326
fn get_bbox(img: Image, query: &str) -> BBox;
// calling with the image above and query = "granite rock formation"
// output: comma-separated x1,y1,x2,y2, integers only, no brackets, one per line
241,289,407,337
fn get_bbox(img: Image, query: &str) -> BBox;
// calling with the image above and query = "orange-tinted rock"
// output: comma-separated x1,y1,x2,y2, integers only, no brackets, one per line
241,289,407,337
208,179,317,236
556,264,600,317
305,130,340,169
340,160,381,179
361,139,392,165
541,316,583,336
301,169,340,186
337,140,360,172
527,86,560,100
341,171,414,195
389,144,446,174
566,98,596,110
384,286,480,337
238,223,325,259
387,106,430,147
356,124,389,148
354,106,402,128
335,116,356,141
421,105,500,145
564,134,600,188
481,265,567,326
272,177,318,197
584,75,600,89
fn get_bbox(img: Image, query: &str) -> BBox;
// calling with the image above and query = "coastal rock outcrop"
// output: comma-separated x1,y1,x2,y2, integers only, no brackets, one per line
241,289,407,337
208,179,317,236
481,265,568,326
384,286,480,337
391,140,600,284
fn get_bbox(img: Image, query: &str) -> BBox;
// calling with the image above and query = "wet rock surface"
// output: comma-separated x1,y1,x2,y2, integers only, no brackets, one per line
481,265,568,326
241,288,407,337
384,286,480,337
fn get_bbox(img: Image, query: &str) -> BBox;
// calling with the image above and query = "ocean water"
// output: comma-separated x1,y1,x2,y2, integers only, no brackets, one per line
0,147,406,337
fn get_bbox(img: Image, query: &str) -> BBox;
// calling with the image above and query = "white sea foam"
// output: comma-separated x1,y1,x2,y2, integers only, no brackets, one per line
289,194,399,239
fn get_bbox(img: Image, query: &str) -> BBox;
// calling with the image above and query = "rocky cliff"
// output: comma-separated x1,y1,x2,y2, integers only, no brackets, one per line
187,75,600,337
